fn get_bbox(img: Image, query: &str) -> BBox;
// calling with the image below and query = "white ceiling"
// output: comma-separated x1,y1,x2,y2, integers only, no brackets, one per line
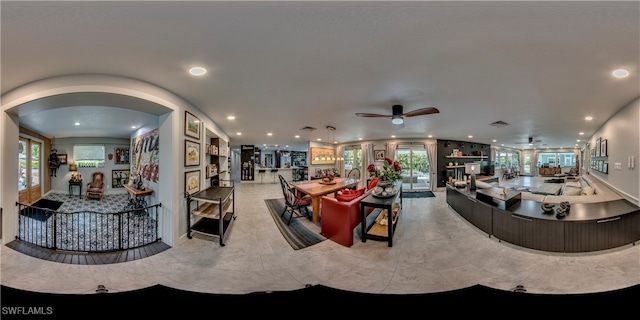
2,1,639,150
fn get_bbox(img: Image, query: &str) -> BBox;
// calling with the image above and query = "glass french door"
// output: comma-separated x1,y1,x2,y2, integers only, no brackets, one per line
397,146,430,191
343,147,362,177
18,137,42,204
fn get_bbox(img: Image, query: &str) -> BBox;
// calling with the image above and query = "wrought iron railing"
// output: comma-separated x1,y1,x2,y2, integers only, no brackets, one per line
15,202,162,252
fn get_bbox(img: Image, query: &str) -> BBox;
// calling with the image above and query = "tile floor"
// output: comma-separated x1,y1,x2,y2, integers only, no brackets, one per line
1,177,639,296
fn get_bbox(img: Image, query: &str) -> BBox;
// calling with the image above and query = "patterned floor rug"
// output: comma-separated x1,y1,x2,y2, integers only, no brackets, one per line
264,198,325,250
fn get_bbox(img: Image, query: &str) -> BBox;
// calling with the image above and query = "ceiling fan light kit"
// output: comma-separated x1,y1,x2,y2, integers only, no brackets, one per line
355,104,440,126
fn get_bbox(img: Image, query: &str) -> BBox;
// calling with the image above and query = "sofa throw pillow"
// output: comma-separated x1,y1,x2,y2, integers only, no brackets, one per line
368,177,379,190
565,181,581,188
337,193,360,202
581,186,596,195
563,186,583,196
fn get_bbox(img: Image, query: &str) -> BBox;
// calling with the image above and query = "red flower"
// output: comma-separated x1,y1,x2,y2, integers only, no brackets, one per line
385,157,393,165
367,163,377,173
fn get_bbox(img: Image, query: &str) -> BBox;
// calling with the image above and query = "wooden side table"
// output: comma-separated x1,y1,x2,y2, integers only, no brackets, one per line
124,184,154,210
68,180,83,198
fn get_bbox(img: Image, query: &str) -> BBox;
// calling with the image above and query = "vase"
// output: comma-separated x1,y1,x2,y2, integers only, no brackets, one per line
378,180,393,188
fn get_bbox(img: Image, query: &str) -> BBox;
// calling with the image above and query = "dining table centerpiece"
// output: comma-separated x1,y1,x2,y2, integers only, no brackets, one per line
367,157,402,197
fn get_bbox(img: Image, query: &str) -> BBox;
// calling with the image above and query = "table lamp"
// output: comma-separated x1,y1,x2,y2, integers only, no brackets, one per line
465,162,481,190
69,164,78,181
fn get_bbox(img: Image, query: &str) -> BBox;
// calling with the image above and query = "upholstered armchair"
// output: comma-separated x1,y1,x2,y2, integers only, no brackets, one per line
86,171,105,201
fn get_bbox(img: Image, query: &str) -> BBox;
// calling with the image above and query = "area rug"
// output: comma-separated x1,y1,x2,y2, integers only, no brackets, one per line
402,191,435,198
20,199,63,222
265,198,326,250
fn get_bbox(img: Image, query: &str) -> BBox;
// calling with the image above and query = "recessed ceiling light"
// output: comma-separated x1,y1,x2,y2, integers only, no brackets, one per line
74,122,80,126
189,66,207,76
468,135,473,138
236,132,242,135
317,138,321,141
579,132,584,135
492,139,497,142
358,138,363,140
612,69,629,78
576,139,581,142
295,135,300,139
267,133,272,136
585,116,593,121
427,135,432,138
227,116,235,120
131,125,137,129
391,135,396,138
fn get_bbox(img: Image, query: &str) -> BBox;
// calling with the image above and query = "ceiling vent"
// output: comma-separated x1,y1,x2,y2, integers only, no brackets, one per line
489,120,510,128
300,126,317,132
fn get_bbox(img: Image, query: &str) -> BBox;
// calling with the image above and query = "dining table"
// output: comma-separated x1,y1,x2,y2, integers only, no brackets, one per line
290,177,360,223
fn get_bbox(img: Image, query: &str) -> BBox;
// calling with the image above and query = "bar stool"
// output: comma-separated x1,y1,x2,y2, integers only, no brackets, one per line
258,169,266,184
270,169,279,183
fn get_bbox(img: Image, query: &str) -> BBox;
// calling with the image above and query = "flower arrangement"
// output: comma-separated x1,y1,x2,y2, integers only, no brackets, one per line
367,157,402,183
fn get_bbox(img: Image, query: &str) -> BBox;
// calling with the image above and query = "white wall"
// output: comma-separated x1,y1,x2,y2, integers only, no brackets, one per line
47,137,132,195
587,97,639,204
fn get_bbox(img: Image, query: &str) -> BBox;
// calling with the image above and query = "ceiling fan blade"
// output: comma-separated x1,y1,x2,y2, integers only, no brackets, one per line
402,107,440,118
355,113,392,118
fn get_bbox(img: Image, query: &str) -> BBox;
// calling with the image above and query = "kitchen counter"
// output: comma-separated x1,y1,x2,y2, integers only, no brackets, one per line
244,167,303,183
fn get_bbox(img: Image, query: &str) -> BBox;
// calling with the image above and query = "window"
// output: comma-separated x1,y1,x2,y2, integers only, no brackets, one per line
537,152,576,168
73,145,106,167
558,152,576,167
343,148,362,176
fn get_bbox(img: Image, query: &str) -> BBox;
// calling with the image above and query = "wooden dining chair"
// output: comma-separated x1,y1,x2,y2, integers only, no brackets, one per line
278,174,312,225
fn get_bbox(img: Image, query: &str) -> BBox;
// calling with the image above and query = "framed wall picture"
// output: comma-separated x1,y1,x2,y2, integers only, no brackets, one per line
602,162,608,174
310,147,336,165
185,170,201,195
600,139,607,157
595,137,601,157
114,147,130,164
374,150,385,161
184,111,201,139
57,154,68,165
185,139,200,167
112,169,130,188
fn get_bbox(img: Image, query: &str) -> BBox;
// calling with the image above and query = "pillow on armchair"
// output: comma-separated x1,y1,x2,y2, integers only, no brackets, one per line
90,180,102,189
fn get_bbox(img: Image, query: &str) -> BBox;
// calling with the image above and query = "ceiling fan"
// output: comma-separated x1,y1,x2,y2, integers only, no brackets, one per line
515,136,543,146
356,104,440,126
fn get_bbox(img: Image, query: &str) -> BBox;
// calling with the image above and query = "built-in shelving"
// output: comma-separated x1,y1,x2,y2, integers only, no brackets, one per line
205,130,229,186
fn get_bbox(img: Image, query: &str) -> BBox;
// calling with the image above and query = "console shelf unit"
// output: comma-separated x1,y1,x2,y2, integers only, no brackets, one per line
185,182,236,246
359,181,403,247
